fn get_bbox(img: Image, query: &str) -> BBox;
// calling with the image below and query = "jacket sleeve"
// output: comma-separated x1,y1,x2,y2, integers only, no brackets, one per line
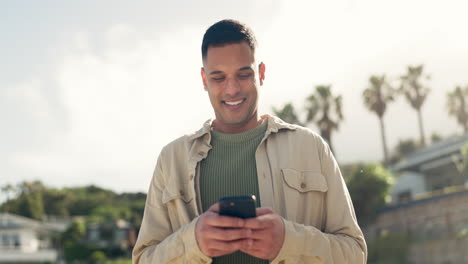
271,139,367,264
132,154,211,264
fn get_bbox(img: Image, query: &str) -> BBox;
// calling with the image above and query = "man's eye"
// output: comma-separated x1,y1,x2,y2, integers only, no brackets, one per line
239,73,252,79
212,76,225,81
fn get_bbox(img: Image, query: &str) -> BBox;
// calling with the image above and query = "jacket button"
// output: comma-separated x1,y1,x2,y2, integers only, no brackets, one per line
179,190,185,196
190,175,194,180
300,182,307,189
198,151,205,156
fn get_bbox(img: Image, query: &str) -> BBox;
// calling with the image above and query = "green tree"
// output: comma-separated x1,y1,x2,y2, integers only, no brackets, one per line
1,180,147,260
395,138,419,156
447,85,468,133
90,250,107,264
368,231,410,264
62,218,86,241
305,85,343,153
43,189,72,217
1,184,16,212
16,181,45,220
400,65,430,146
62,218,91,261
272,102,304,126
430,132,442,144
388,138,420,165
362,75,395,164
346,163,394,226
453,142,468,178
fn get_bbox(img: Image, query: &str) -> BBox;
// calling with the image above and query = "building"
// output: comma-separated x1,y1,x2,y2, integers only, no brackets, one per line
86,219,136,251
366,134,468,263
390,133,468,204
0,213,68,263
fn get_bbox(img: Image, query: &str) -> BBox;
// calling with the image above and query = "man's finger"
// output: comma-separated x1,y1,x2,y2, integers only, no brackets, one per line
208,202,220,213
244,215,275,229
247,228,270,240
207,227,252,241
240,242,268,259
244,218,266,229
204,214,245,228
255,207,273,216
206,238,248,252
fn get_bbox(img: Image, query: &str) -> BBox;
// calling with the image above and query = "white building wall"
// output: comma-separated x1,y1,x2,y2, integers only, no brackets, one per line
0,229,39,252
390,171,427,204
18,229,39,252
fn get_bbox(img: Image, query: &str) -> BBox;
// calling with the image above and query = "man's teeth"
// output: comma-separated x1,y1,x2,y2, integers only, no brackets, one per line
225,99,243,106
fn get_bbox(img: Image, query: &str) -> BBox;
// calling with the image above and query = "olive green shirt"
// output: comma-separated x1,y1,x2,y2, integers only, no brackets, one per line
200,121,268,264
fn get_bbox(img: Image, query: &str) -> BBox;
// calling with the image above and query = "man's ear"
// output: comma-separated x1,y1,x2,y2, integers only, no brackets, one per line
259,62,266,86
201,67,208,91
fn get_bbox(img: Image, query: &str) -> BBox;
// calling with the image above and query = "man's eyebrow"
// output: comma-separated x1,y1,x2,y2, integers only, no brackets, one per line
209,70,224,75
209,67,253,75
239,66,254,71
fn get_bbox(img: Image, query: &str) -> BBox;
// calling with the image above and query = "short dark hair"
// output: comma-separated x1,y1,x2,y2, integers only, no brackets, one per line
201,19,257,60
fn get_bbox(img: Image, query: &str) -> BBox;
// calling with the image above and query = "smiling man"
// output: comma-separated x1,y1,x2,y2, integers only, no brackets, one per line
133,19,367,264
201,31,263,134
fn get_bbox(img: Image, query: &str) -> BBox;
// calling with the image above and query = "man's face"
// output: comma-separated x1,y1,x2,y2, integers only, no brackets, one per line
201,41,265,133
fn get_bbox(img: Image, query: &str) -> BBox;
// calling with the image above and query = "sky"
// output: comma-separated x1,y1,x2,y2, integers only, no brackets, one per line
2,0,468,195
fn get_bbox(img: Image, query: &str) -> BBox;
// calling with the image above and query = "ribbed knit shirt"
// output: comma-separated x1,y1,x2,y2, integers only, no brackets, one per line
200,121,269,264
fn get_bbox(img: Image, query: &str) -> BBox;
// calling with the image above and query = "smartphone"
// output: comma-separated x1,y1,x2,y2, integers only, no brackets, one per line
218,195,257,219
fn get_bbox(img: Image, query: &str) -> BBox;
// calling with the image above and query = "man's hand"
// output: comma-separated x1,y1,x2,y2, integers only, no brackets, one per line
195,203,252,257
240,208,285,260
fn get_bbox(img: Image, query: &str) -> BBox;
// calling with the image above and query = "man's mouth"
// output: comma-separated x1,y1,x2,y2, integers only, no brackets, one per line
223,98,246,107
224,99,245,106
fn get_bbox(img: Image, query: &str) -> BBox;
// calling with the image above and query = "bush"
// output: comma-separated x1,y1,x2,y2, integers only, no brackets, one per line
346,163,394,226
90,250,107,263
368,231,410,264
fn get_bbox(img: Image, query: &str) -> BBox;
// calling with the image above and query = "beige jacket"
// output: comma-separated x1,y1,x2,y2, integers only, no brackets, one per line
133,115,367,264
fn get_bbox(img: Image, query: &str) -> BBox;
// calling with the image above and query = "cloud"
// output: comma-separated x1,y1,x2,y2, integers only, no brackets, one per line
3,24,213,192
1,0,282,193
3,0,468,193
1,78,63,153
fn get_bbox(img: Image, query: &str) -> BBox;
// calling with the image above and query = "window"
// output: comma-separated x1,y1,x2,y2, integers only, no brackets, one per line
13,234,21,248
398,191,412,204
1,234,8,246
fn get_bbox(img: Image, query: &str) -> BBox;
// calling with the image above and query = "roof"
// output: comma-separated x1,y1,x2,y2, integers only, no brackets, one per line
391,133,468,172
0,213,42,230
0,213,67,232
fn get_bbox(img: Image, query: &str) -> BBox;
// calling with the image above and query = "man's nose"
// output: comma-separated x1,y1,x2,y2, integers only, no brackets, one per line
224,77,241,96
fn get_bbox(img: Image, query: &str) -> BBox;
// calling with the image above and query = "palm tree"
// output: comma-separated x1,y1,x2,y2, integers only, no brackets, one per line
272,102,304,126
447,85,468,133
304,85,343,153
362,75,395,164
400,65,430,146
1,184,16,212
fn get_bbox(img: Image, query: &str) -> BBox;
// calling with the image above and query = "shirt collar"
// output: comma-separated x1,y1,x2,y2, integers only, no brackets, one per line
187,114,297,143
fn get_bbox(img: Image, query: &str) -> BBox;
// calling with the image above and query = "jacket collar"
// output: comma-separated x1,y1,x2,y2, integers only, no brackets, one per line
187,114,297,143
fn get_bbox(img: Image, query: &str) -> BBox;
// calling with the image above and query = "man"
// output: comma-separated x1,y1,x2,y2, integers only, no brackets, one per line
133,19,367,264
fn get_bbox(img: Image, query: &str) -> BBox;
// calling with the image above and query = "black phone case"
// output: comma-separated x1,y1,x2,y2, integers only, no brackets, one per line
218,195,256,218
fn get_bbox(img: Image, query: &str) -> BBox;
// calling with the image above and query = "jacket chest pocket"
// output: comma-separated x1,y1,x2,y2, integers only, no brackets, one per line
280,168,328,227
162,181,195,231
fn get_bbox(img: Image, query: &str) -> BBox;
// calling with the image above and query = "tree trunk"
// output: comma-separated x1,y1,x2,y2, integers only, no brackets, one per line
417,108,426,146
379,116,389,165
320,128,334,154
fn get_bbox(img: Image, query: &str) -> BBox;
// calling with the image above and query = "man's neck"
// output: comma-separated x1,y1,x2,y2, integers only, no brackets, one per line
212,116,264,134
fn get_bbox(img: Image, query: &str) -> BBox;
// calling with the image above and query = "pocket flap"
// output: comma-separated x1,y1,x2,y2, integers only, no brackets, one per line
162,182,193,204
281,168,328,193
